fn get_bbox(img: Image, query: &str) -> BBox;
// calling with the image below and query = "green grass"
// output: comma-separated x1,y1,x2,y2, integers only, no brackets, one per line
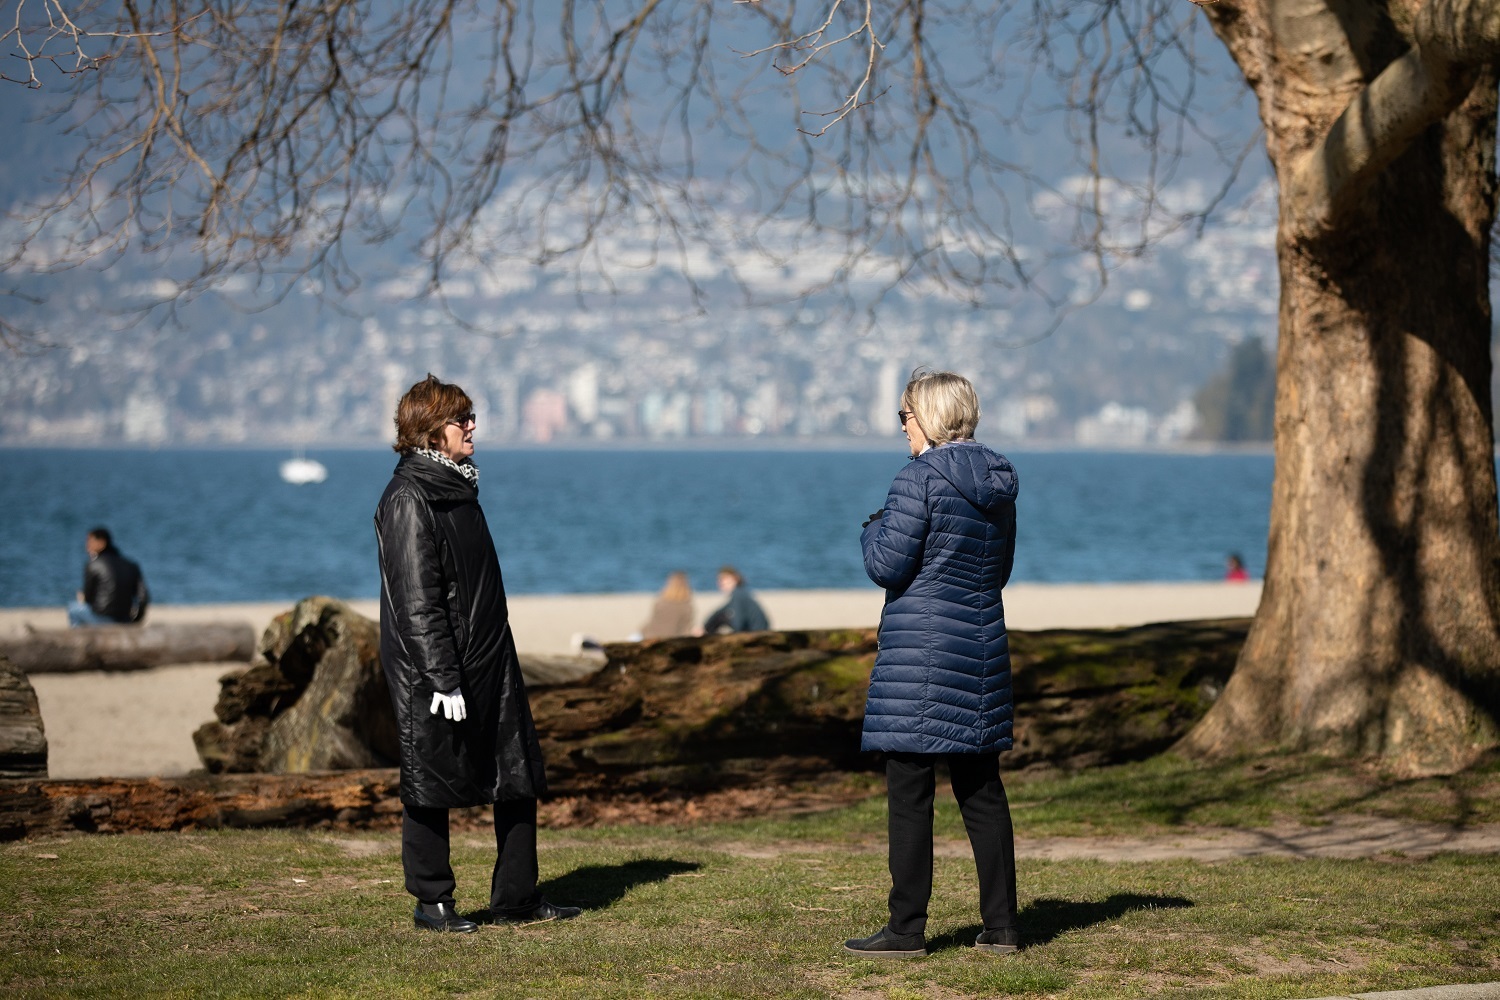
4,753,1499,999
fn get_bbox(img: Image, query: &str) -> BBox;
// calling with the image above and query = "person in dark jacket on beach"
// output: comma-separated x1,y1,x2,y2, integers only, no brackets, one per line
844,368,1021,959
68,527,149,627
374,374,579,933
700,565,770,634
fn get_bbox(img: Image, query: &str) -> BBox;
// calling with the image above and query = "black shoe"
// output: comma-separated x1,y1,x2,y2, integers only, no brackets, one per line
843,926,926,958
490,898,582,924
413,902,479,933
974,928,1019,954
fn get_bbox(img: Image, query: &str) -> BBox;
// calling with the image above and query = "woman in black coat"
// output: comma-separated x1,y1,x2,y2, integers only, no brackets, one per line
375,374,578,932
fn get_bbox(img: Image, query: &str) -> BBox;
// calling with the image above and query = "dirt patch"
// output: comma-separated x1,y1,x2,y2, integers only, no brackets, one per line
694,816,1500,862
1018,816,1500,862
531,778,882,830
323,836,398,858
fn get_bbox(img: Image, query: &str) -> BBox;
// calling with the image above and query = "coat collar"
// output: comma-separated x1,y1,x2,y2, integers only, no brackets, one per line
394,450,479,502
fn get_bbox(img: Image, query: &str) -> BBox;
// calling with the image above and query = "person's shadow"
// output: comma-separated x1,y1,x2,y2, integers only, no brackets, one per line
926,893,1194,953
467,858,701,920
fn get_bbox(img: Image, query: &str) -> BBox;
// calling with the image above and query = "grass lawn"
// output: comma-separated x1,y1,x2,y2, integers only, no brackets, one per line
4,753,1498,999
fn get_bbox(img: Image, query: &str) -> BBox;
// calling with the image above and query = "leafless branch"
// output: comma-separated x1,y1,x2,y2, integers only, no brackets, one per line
1,0,1256,338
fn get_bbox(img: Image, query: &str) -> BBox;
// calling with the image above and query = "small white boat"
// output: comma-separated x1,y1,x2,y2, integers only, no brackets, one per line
279,454,328,484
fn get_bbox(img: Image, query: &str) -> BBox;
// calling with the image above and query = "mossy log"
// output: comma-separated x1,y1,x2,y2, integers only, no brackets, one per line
533,618,1249,794
1008,618,1250,769
0,623,256,673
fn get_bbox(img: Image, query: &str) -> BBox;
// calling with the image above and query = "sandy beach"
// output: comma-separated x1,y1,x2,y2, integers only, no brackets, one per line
4,581,1260,779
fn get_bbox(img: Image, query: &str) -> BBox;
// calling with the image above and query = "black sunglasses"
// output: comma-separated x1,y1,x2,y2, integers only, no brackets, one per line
447,412,477,427
897,409,914,427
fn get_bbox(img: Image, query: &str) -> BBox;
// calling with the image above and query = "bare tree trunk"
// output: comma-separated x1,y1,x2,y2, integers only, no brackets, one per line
1185,3,1500,773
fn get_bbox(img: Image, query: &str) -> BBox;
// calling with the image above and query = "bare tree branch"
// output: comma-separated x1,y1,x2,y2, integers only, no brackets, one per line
1,0,1254,336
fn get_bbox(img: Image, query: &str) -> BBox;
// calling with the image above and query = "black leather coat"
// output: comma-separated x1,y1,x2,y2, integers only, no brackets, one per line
374,452,547,807
83,548,149,623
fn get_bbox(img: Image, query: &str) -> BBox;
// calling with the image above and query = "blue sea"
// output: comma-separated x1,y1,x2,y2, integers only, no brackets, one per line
0,447,1276,607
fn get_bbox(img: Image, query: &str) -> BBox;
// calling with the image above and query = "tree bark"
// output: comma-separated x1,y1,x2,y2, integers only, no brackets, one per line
1184,0,1500,774
0,656,46,779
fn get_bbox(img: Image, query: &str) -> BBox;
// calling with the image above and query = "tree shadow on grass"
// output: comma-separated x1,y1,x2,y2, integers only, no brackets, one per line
541,857,702,909
463,857,700,922
927,892,1194,953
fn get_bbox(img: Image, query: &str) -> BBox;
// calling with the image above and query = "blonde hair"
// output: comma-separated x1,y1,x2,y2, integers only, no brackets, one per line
903,368,980,445
660,571,693,602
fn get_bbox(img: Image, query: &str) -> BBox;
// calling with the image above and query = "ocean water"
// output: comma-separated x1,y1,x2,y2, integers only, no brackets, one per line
0,447,1276,607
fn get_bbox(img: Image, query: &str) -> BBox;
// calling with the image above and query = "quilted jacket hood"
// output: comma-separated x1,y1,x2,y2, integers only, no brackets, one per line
917,441,1018,515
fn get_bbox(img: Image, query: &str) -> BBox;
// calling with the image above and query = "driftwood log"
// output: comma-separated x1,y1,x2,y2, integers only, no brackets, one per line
0,623,256,673
0,655,47,779
0,617,1249,838
193,597,396,774
0,770,403,838
193,596,605,774
531,618,1248,794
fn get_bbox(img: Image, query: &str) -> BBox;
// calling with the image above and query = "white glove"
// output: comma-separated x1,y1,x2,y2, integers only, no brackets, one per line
430,688,467,721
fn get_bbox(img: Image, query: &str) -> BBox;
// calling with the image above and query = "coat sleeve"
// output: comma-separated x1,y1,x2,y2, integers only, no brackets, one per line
82,561,99,606
132,573,150,623
377,491,463,693
861,464,930,591
703,602,731,634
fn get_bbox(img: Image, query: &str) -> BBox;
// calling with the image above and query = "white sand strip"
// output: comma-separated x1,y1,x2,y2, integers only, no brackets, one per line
1,581,1260,654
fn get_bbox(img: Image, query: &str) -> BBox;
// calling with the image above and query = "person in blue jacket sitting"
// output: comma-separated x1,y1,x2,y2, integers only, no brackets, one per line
699,565,770,634
845,368,1022,959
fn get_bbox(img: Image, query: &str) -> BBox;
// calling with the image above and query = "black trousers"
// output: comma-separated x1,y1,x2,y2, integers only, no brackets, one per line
885,752,1018,936
401,799,541,915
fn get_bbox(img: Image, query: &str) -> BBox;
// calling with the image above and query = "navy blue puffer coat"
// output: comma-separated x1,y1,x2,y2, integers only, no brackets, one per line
860,441,1019,754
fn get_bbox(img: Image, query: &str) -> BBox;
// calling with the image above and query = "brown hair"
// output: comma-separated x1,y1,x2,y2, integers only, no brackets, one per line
717,566,744,586
660,571,693,602
902,368,980,446
393,374,474,453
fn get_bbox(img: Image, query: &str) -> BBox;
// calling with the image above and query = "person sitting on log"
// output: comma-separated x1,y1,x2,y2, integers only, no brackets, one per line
67,527,150,628
375,374,581,933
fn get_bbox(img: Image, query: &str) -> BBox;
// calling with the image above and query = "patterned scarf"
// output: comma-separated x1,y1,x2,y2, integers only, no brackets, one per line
414,448,479,485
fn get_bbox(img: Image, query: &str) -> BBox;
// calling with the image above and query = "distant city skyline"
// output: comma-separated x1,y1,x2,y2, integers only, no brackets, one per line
2,180,1283,449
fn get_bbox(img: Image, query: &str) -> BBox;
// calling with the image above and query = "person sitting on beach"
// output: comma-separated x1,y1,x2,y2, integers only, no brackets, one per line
638,571,696,640
374,373,579,933
699,566,769,635
1225,553,1250,582
67,527,150,627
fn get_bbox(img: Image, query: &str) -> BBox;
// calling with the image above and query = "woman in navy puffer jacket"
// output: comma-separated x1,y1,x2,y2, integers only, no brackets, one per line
844,369,1022,959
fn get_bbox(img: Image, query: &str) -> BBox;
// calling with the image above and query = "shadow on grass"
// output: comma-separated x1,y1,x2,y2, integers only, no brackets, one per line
926,892,1193,953
540,857,702,909
1022,748,1500,831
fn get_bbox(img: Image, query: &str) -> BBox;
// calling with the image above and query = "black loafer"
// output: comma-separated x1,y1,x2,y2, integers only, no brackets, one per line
974,928,1020,954
413,901,479,933
843,926,926,958
491,898,582,924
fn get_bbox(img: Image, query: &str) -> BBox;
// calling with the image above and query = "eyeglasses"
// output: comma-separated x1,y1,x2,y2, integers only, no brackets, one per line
447,412,476,428
897,409,914,427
